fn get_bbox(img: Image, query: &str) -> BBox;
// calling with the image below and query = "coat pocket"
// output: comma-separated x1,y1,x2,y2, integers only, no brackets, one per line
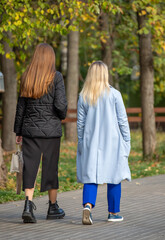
78,141,83,154
84,132,90,149
122,139,131,157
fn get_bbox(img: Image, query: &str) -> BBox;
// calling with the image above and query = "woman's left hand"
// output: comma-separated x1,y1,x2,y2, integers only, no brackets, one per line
16,136,22,144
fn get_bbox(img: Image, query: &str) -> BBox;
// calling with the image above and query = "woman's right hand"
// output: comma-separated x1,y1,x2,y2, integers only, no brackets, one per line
16,136,22,144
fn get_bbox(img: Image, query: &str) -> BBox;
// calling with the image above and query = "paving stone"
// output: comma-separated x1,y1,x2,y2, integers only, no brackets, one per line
0,175,165,240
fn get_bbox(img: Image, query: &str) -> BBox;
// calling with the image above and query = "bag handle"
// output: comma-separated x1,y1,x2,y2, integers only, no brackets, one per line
16,144,21,152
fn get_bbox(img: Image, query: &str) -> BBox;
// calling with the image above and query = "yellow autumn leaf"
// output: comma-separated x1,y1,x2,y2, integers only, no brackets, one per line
82,15,87,21
80,29,83,33
77,1,81,7
68,8,73,13
162,44,165,51
132,173,137,177
27,30,31,36
14,20,22,26
160,82,165,92
90,17,97,23
146,6,152,13
15,14,19,20
91,44,97,49
6,53,11,59
132,3,137,12
41,10,44,15
135,72,140,77
141,10,146,15
101,38,107,43
74,11,79,17
65,19,69,25
20,12,24,17
159,27,164,34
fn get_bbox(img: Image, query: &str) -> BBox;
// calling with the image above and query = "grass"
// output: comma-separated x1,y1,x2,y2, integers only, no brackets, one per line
129,131,165,178
0,130,165,203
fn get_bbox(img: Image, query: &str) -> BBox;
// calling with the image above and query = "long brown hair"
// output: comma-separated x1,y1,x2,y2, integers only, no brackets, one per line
21,43,56,99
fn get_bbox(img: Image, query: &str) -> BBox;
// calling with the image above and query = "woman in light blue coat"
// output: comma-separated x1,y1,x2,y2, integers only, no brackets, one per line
77,61,131,225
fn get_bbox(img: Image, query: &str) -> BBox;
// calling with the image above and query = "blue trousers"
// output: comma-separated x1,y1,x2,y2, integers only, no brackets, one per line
83,183,121,213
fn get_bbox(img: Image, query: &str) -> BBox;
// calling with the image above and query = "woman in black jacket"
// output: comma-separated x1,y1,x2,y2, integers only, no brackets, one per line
14,43,67,223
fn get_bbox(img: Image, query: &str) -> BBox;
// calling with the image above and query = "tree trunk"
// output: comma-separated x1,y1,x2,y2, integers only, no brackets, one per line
98,12,113,85
1,35,17,151
60,35,68,79
0,139,7,188
65,30,79,142
137,13,156,157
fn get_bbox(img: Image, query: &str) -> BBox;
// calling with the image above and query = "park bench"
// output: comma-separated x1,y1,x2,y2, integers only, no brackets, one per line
62,107,165,124
126,107,165,123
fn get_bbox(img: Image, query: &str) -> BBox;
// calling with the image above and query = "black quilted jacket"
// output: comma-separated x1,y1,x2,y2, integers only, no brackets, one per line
14,71,67,138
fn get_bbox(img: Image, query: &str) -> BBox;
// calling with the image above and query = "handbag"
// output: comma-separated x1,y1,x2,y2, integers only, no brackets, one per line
10,145,23,173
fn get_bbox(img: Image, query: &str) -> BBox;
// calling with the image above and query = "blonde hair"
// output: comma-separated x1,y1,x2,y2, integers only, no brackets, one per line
21,43,56,99
80,61,110,105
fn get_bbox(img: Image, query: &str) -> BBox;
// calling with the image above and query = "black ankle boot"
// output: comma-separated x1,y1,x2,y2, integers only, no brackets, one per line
47,201,65,219
22,196,37,223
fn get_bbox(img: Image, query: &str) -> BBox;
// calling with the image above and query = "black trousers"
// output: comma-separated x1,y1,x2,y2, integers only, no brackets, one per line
22,137,61,192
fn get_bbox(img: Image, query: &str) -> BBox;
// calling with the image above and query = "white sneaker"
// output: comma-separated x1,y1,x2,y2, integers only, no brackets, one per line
82,205,93,225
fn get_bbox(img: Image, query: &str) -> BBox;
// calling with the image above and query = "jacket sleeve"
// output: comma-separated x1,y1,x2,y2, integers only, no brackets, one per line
14,96,27,136
77,96,87,153
115,91,131,156
54,73,67,120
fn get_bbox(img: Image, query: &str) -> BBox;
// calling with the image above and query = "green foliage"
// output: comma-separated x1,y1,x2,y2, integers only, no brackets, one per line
0,0,78,53
154,56,165,104
112,50,132,76
0,0,83,80
132,0,165,102
0,0,164,103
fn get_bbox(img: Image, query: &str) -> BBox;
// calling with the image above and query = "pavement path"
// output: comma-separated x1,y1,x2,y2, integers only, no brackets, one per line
0,175,165,240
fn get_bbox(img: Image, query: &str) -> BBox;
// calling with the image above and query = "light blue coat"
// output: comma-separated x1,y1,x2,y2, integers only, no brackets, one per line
76,86,131,184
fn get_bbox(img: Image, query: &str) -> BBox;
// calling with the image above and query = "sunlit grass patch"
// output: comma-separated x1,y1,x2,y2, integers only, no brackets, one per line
129,130,165,179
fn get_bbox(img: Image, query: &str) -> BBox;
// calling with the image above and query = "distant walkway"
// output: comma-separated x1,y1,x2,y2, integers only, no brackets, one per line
0,175,165,240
